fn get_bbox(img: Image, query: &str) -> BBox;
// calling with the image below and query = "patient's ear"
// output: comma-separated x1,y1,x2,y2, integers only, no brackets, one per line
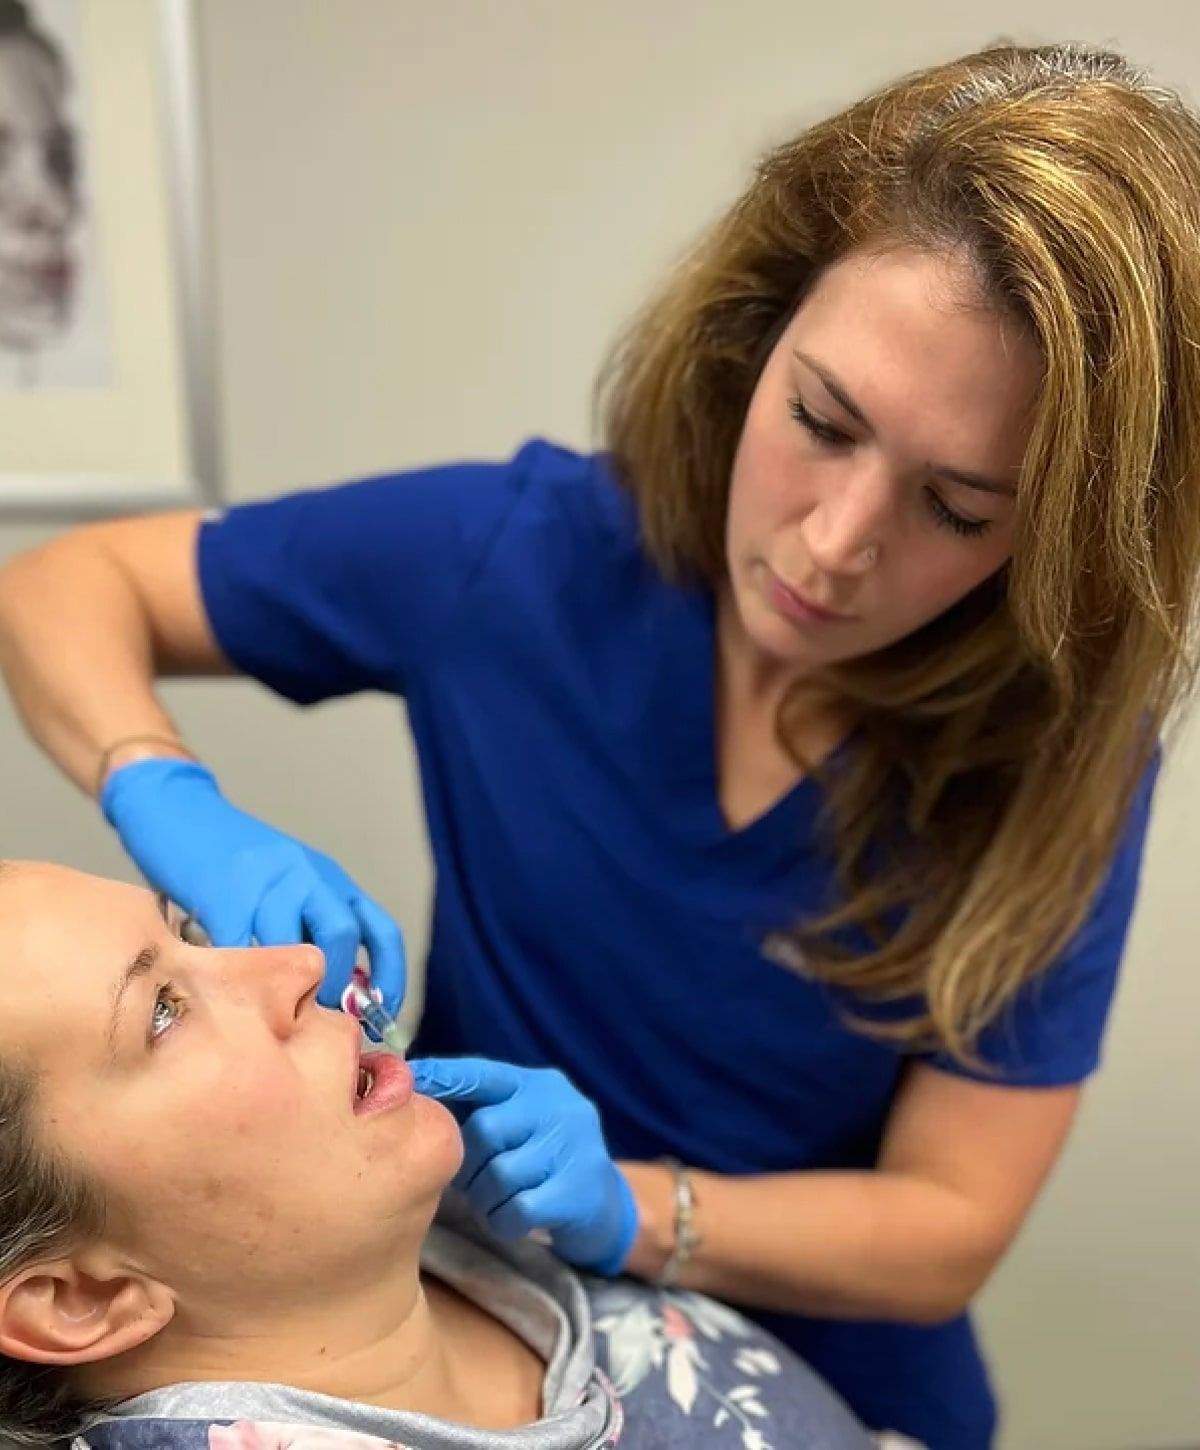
0,1248,174,1364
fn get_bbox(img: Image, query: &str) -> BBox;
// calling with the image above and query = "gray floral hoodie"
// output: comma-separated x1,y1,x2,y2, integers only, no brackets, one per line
77,1204,875,1450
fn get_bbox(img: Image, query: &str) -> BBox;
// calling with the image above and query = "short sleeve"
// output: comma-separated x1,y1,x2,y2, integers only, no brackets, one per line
925,754,1160,1086
196,448,537,704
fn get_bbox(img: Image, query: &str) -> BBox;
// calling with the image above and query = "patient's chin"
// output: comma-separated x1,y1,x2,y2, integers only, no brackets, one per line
419,1093,465,1171
398,1093,464,1193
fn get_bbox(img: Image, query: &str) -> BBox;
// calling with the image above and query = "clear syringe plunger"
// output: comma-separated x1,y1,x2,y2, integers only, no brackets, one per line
341,977,409,1058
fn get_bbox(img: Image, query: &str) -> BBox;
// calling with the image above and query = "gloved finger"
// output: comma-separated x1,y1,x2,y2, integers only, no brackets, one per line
485,1174,582,1243
298,889,363,1008
463,1140,555,1223
194,888,255,950
194,839,302,948
452,1099,538,1192
249,864,322,949
411,1056,525,1109
350,893,407,1018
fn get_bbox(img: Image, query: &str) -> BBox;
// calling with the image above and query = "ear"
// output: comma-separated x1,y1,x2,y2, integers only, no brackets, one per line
0,1249,175,1365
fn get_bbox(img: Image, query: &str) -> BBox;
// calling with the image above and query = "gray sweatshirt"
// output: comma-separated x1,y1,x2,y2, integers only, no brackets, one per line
80,1206,875,1450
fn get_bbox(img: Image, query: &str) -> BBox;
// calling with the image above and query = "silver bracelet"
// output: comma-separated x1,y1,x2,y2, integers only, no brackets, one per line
655,1157,703,1287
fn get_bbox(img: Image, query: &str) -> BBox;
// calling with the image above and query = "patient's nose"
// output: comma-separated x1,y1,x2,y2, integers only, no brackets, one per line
249,943,325,1037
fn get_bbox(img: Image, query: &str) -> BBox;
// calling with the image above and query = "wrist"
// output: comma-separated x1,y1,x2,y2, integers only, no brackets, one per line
100,740,196,787
94,730,200,799
614,1159,677,1281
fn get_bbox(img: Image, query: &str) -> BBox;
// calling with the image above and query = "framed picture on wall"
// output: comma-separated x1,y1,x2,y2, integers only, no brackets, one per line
0,0,217,515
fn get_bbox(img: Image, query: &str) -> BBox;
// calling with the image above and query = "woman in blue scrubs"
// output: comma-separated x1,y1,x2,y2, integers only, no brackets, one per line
2,42,1199,1450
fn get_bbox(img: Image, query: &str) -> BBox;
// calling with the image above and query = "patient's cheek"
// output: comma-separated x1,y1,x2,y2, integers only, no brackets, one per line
200,1173,227,1205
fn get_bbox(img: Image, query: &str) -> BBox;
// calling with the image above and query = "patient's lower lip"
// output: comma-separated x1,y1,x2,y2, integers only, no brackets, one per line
354,1051,412,1116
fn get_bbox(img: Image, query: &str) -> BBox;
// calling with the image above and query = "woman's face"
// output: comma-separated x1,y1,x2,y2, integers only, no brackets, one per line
724,244,1042,678
0,864,461,1312
0,37,77,350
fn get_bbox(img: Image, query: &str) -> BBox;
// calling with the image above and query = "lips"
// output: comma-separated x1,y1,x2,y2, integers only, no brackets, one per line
765,569,856,624
351,1049,413,1117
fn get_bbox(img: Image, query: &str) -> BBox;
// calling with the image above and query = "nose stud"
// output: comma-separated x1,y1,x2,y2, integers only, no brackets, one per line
861,543,879,567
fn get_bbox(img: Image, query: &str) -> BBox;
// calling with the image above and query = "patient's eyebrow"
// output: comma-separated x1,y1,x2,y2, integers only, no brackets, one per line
106,945,160,1058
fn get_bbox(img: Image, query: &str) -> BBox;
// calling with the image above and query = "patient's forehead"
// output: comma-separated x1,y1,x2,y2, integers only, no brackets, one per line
0,861,156,1061
0,859,145,924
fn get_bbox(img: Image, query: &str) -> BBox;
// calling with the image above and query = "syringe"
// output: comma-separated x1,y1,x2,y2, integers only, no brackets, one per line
340,977,410,1058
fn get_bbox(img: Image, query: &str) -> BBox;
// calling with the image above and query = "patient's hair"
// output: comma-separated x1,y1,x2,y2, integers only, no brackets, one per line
0,865,109,1443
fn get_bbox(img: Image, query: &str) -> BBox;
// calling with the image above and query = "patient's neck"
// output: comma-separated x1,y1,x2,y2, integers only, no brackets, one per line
79,1261,544,1431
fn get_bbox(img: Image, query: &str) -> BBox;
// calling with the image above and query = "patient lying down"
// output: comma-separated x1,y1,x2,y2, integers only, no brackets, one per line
0,862,873,1449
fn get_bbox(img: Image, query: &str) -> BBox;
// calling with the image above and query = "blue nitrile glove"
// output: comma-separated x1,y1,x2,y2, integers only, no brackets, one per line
100,757,406,1015
413,1056,639,1276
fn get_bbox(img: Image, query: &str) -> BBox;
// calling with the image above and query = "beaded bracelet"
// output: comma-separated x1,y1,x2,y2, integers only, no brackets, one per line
655,1156,704,1287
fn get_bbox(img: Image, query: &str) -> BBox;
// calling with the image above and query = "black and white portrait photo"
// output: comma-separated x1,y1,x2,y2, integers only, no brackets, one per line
0,0,109,388
0,0,211,514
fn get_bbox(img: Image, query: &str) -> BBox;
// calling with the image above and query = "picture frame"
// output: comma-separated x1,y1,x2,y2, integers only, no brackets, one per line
0,0,218,517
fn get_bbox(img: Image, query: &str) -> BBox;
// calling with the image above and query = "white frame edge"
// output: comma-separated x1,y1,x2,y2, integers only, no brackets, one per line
157,0,220,512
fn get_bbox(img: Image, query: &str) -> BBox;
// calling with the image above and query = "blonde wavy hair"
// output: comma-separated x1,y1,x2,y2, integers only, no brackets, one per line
598,42,1200,1064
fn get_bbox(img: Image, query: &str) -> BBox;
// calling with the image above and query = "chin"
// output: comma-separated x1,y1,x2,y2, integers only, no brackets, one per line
744,598,828,665
356,1097,464,1231
413,1093,466,1179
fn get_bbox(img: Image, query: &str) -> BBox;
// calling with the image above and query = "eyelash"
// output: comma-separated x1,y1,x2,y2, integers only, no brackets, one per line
788,395,849,449
786,396,992,540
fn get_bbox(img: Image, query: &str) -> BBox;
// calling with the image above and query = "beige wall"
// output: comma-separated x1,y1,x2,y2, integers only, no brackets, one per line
3,3,1198,1445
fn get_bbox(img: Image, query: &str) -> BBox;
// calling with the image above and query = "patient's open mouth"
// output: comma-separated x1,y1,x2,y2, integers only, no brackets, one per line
351,1050,413,1117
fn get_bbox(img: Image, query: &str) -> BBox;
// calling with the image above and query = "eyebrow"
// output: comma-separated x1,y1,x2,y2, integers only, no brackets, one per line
791,350,1018,498
105,943,160,1059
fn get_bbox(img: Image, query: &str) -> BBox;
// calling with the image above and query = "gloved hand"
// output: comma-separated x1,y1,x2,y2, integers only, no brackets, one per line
413,1056,639,1276
100,757,406,1015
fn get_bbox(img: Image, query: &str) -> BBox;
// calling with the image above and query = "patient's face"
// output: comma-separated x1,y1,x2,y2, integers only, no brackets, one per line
0,864,461,1309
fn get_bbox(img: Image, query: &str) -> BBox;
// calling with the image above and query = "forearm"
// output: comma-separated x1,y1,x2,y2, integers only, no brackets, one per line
619,1160,1000,1324
0,536,181,793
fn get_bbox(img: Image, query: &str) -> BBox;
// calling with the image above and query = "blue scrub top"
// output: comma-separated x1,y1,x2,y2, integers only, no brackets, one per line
198,439,1156,1450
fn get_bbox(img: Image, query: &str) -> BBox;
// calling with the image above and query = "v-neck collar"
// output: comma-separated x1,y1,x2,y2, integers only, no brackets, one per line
647,579,823,862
